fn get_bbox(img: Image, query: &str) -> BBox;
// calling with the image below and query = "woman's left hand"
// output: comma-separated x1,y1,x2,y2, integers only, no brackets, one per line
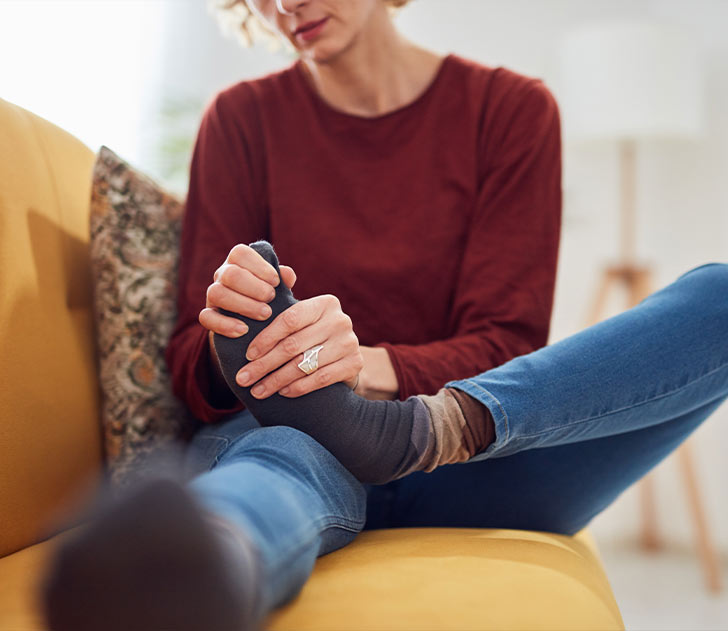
234,294,364,399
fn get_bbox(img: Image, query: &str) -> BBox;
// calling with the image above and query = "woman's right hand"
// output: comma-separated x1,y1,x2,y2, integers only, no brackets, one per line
199,243,297,338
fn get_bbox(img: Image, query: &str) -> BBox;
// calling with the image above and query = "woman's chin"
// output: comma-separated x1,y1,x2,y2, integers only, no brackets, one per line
296,37,352,65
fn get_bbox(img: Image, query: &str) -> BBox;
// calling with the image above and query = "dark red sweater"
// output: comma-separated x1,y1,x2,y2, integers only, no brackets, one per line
165,53,562,424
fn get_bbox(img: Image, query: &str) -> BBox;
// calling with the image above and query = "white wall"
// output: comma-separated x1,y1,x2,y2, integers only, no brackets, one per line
0,0,167,164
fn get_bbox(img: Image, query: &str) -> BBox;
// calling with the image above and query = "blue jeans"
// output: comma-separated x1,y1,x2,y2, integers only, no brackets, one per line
184,262,728,614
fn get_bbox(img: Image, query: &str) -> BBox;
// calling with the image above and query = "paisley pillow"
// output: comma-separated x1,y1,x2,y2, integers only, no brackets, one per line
89,146,197,488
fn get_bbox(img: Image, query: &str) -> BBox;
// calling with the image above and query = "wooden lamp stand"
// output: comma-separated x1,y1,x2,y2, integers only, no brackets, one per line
585,139,723,593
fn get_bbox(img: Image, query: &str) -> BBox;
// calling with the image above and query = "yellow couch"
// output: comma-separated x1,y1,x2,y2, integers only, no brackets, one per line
0,96,625,631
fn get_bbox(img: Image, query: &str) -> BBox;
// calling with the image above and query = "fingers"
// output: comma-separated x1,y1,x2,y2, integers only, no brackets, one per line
280,354,363,398
279,265,296,289
206,279,273,320
225,244,280,287
199,307,249,338
211,264,276,306
246,295,339,361
235,299,361,398
237,328,362,399
236,312,335,386
201,244,285,336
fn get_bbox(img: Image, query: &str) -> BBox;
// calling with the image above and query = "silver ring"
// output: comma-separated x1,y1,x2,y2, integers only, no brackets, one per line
297,344,324,375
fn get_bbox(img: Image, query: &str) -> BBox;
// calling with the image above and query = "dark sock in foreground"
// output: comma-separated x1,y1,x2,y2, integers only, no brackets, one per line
41,478,260,631
213,241,495,484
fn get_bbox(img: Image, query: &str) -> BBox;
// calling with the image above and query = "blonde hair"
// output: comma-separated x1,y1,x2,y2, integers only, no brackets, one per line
209,0,414,48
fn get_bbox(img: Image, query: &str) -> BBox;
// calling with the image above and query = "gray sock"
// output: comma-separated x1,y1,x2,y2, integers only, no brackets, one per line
212,240,428,484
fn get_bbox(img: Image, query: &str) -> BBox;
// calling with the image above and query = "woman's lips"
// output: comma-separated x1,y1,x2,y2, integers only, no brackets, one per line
295,17,329,42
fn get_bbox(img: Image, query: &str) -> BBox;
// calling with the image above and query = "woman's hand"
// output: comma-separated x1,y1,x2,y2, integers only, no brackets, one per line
199,243,297,338
235,293,364,399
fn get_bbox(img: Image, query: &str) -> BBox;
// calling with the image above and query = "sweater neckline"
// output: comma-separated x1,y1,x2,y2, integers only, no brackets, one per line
293,53,453,123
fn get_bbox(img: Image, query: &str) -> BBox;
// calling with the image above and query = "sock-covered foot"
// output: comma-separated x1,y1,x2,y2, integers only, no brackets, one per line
213,240,495,484
41,478,261,631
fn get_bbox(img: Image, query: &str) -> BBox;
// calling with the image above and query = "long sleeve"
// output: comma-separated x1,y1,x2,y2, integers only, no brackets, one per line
165,87,268,423
377,79,562,399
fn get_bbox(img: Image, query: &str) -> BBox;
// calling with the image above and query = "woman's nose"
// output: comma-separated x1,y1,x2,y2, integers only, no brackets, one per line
276,0,307,15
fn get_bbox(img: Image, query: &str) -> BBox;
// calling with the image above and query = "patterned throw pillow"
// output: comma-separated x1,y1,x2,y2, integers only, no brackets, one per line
90,146,198,488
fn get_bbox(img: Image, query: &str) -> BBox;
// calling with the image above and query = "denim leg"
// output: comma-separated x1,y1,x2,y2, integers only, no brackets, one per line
445,263,728,461
183,409,367,614
366,394,726,535
364,262,728,535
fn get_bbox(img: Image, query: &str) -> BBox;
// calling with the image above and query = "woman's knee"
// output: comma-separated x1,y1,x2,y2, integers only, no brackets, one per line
223,425,368,524
679,262,728,292
224,425,322,458
676,263,728,322
222,425,361,483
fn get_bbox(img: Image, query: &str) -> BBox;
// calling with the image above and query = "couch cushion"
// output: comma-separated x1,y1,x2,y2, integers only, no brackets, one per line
0,527,623,631
0,97,103,558
89,146,197,489
267,528,624,630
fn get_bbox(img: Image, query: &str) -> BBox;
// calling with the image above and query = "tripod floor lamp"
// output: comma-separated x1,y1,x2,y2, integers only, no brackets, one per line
561,21,722,593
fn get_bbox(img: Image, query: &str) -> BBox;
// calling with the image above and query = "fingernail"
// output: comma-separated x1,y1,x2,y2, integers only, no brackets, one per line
252,384,265,397
280,387,290,395
259,305,271,319
235,324,248,336
237,371,250,386
246,347,258,361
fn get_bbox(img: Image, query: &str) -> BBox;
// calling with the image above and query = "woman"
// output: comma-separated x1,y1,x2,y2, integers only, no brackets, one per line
42,1,728,630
